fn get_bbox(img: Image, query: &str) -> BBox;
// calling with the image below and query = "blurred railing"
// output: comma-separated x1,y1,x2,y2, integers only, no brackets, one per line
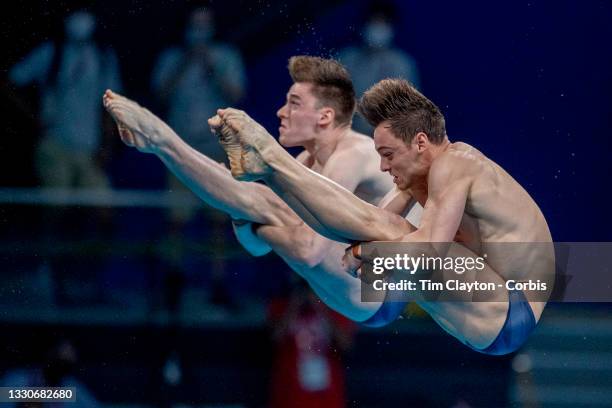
0,187,200,208
0,187,277,327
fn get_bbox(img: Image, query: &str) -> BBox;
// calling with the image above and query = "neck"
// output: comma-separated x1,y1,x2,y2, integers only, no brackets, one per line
304,125,349,166
430,137,452,160
410,138,451,203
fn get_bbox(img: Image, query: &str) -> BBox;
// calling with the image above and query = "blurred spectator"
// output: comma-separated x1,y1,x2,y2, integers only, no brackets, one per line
338,1,420,133
8,10,122,306
152,6,246,164
151,6,246,311
0,339,100,407
268,281,355,408
9,10,121,190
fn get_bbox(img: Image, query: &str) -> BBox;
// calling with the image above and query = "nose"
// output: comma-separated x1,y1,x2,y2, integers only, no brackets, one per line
380,157,391,173
277,104,288,120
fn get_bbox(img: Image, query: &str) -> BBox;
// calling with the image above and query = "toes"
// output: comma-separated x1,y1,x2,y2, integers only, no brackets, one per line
104,89,118,102
103,90,140,113
108,89,124,101
106,90,133,107
217,107,241,119
216,108,250,135
208,115,223,129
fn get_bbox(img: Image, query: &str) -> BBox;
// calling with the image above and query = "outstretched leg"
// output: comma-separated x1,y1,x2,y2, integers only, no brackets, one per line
102,90,297,227
215,108,411,242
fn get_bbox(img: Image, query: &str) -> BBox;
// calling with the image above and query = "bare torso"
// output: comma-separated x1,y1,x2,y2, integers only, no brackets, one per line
299,130,394,205
412,142,553,345
201,105,551,349
428,142,552,276
282,130,395,321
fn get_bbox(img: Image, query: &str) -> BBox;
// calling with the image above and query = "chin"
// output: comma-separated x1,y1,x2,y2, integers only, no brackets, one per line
279,136,293,147
398,180,411,190
280,136,301,148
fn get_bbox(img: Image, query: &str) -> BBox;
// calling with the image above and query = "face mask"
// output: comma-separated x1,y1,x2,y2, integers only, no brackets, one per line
185,26,213,46
65,12,95,42
364,21,393,48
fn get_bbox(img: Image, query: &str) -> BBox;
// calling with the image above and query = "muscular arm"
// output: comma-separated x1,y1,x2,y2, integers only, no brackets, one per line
343,154,473,275
377,186,418,220
397,154,473,254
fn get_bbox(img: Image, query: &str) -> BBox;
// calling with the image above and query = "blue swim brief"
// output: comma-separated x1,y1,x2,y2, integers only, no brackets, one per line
361,288,537,356
469,288,536,355
360,298,408,328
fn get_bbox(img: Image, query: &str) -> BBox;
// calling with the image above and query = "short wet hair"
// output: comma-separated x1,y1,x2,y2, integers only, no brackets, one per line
358,78,446,144
288,56,356,126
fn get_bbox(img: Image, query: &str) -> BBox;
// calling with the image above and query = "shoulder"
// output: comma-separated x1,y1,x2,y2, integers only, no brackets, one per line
341,130,375,150
429,143,480,185
327,132,383,181
335,131,375,161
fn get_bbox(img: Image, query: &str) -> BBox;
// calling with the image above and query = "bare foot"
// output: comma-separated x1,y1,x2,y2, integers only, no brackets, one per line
102,89,172,154
214,108,275,181
208,108,274,181
207,114,250,179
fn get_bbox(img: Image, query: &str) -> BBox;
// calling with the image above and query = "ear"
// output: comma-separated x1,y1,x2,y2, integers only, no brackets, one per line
318,107,335,127
414,132,430,152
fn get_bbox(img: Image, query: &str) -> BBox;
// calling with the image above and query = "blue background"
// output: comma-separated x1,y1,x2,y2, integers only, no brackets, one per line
2,0,611,239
